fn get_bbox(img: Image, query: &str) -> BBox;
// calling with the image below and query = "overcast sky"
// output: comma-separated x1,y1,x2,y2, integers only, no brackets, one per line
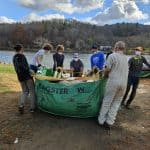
0,0,150,25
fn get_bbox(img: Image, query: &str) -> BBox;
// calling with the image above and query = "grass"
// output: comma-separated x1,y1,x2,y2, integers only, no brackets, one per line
0,64,20,93
0,64,15,74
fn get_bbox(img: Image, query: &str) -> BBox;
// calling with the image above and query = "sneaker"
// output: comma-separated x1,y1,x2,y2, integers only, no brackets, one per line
121,101,125,106
18,106,24,114
125,104,131,109
103,122,111,130
29,108,35,113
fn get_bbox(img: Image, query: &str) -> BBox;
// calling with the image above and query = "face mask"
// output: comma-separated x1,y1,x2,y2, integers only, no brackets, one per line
58,52,63,55
45,50,50,54
74,58,78,61
135,51,141,56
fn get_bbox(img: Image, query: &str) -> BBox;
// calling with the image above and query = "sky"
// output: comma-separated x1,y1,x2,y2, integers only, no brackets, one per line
0,0,150,25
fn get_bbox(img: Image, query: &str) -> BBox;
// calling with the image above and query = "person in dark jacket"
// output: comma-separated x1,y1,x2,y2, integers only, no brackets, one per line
53,44,65,71
122,46,150,109
70,53,84,77
13,44,36,114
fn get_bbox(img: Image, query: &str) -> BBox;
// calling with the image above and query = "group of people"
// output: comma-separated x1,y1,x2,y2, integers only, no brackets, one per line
29,43,84,77
13,41,150,130
98,42,150,129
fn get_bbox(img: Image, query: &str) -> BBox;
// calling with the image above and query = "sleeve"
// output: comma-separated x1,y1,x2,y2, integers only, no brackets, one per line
53,54,56,62
38,50,44,56
101,52,105,67
16,55,30,73
128,57,133,66
105,54,113,70
142,56,150,68
62,55,65,64
70,61,73,69
53,54,57,70
90,55,94,68
80,60,84,68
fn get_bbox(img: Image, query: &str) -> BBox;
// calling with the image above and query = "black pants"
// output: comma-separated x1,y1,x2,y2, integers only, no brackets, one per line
122,76,139,106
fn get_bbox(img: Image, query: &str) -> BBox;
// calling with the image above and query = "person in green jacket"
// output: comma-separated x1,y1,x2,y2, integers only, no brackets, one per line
122,46,150,109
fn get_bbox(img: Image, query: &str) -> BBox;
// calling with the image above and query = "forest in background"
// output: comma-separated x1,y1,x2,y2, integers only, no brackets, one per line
0,19,150,54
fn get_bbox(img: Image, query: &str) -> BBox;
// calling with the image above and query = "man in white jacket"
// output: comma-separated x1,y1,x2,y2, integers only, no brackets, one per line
98,41,128,129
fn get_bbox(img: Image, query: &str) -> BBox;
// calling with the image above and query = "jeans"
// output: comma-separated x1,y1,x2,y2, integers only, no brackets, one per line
122,76,139,106
20,79,36,109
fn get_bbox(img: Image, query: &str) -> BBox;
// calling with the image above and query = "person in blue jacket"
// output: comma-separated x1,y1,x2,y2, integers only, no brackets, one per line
90,45,105,70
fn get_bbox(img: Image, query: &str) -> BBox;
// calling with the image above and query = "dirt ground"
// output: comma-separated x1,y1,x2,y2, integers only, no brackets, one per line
0,74,150,150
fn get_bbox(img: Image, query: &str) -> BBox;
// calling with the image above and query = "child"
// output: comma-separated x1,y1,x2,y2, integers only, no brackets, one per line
13,44,36,114
30,43,53,73
53,44,65,71
70,53,84,77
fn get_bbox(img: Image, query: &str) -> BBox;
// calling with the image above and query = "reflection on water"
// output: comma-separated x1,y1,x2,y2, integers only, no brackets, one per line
0,50,150,70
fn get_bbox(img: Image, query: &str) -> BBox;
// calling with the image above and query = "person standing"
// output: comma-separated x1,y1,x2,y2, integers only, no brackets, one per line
98,41,128,129
90,45,105,70
122,46,150,109
30,43,53,73
70,53,84,77
53,44,65,71
13,44,36,114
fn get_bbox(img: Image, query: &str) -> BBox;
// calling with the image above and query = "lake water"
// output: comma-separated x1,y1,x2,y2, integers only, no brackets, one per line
0,50,150,70
0,50,92,69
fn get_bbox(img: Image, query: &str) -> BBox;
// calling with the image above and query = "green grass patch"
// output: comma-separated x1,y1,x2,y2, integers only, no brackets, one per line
0,64,15,74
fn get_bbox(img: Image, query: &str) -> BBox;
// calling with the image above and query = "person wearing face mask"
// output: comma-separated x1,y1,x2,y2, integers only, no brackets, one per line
121,46,150,109
70,53,84,77
98,41,128,129
53,44,65,71
90,44,105,70
30,43,53,73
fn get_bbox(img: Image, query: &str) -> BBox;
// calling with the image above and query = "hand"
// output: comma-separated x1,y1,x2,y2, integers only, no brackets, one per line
38,64,42,67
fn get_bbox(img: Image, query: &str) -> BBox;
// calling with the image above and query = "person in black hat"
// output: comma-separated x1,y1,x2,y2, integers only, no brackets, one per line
90,44,105,70
13,44,36,114
70,53,84,77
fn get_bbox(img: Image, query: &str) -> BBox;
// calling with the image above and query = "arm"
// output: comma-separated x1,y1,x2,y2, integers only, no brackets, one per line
103,67,111,78
15,55,30,73
104,54,112,78
62,55,65,67
80,60,84,74
142,56,150,68
70,61,74,77
36,55,43,67
101,52,105,69
35,50,44,66
53,54,57,70
128,57,133,67
70,61,74,70
90,55,94,69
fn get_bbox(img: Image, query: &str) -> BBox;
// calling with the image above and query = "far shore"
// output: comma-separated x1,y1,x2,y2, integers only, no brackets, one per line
0,48,150,55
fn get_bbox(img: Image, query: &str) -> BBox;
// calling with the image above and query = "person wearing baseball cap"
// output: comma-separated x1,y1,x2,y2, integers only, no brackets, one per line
70,53,84,77
122,46,150,109
90,44,105,71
